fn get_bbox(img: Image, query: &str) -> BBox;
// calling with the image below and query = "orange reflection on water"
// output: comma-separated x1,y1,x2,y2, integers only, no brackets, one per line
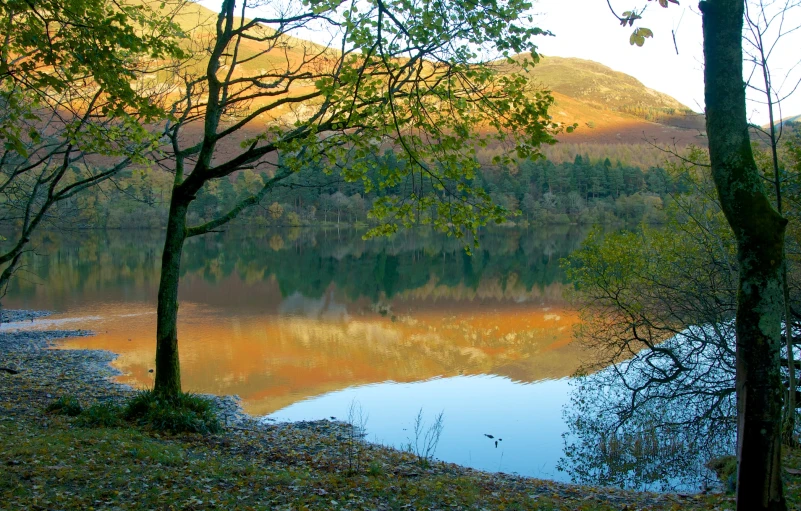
57,297,582,416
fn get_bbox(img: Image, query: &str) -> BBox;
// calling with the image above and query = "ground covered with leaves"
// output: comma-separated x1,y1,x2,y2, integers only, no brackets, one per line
1,314,799,510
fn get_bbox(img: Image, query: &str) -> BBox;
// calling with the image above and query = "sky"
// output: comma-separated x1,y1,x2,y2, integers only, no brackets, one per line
532,0,801,126
196,0,801,126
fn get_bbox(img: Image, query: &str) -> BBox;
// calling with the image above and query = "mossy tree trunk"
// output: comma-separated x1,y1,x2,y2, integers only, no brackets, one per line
700,1,787,509
154,190,191,396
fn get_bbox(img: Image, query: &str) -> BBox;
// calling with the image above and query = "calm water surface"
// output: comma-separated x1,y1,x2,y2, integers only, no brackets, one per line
6,227,589,480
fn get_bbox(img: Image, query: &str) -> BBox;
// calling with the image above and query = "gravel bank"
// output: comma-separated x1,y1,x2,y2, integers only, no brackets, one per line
1,309,53,323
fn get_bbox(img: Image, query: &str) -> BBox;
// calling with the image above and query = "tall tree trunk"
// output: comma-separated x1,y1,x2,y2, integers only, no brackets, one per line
154,191,190,396
0,252,23,299
758,31,798,441
783,260,796,443
700,1,787,509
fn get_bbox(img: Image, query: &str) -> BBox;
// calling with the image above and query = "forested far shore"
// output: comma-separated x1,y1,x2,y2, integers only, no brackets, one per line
52,152,692,231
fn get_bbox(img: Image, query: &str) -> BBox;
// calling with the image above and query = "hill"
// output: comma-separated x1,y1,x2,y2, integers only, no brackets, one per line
768,114,801,128
519,56,707,146
152,1,706,150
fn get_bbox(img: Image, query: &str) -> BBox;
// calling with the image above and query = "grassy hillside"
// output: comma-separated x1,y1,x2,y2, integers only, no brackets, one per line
530,56,691,118
512,56,707,146
148,0,705,147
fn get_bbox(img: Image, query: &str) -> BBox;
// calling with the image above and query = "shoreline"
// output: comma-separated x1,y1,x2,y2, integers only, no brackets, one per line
0,310,256,429
0,309,738,510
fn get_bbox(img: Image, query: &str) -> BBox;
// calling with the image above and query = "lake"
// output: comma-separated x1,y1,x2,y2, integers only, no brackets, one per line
3,226,714,490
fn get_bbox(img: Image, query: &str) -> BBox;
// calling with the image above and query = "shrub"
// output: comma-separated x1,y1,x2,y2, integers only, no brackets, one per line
404,409,444,468
123,390,221,434
77,403,125,428
285,211,302,226
368,461,385,477
707,455,737,494
45,395,82,417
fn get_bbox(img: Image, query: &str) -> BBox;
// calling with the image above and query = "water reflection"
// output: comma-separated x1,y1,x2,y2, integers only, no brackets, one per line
268,376,572,479
5,227,587,480
4,226,733,489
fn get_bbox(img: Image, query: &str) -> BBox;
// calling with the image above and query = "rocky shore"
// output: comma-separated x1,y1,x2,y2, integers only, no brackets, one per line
0,309,53,324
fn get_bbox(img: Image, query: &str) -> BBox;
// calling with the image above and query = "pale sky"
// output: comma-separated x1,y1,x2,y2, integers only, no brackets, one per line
533,0,801,127
196,0,801,126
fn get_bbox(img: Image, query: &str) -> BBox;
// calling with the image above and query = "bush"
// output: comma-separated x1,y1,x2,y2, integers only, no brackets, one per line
46,395,82,417
285,211,302,227
123,390,221,434
707,455,737,494
77,402,125,428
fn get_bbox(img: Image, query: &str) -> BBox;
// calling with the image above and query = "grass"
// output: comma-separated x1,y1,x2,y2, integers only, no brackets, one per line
45,395,82,417
14,396,801,510
2,409,774,511
44,391,221,434
123,390,221,434
75,402,125,428
0,417,547,511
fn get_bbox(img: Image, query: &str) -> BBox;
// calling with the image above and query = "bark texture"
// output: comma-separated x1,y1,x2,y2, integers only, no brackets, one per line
154,191,190,396
700,1,787,509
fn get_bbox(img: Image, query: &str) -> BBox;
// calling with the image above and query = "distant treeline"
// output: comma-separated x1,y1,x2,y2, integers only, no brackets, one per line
59,151,685,230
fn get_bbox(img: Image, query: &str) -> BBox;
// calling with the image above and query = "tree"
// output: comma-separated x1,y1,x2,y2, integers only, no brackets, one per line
604,0,789,508
152,0,559,396
700,3,787,507
331,191,350,226
742,0,801,441
267,202,284,222
0,0,185,295
319,194,335,223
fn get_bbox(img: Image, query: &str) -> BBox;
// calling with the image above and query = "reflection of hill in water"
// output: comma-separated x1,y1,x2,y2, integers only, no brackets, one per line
57,304,581,415
10,227,589,415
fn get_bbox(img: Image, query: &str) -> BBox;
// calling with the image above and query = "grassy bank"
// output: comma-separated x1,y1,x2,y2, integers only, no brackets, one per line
1,412,748,511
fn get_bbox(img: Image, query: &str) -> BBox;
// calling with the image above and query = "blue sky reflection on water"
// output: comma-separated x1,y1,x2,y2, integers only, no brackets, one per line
266,375,572,481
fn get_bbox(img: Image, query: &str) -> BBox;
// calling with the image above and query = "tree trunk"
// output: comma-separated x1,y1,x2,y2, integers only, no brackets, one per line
154,191,190,396
700,1,787,509
758,27,798,442
783,260,797,443
0,252,23,299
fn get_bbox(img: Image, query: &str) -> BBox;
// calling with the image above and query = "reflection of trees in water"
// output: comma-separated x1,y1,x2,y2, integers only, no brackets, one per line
558,332,736,491
10,227,589,306
560,180,742,491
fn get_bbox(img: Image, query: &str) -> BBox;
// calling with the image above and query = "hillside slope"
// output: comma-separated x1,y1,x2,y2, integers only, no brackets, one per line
157,1,706,147
522,56,706,145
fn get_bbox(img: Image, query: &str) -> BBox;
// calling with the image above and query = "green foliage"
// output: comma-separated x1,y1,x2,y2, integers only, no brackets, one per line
629,27,653,47
707,455,738,494
45,392,220,433
123,390,221,434
368,460,385,477
73,152,678,230
76,402,125,428
617,0,678,46
0,0,187,294
45,395,83,417
0,0,185,153
162,0,564,248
